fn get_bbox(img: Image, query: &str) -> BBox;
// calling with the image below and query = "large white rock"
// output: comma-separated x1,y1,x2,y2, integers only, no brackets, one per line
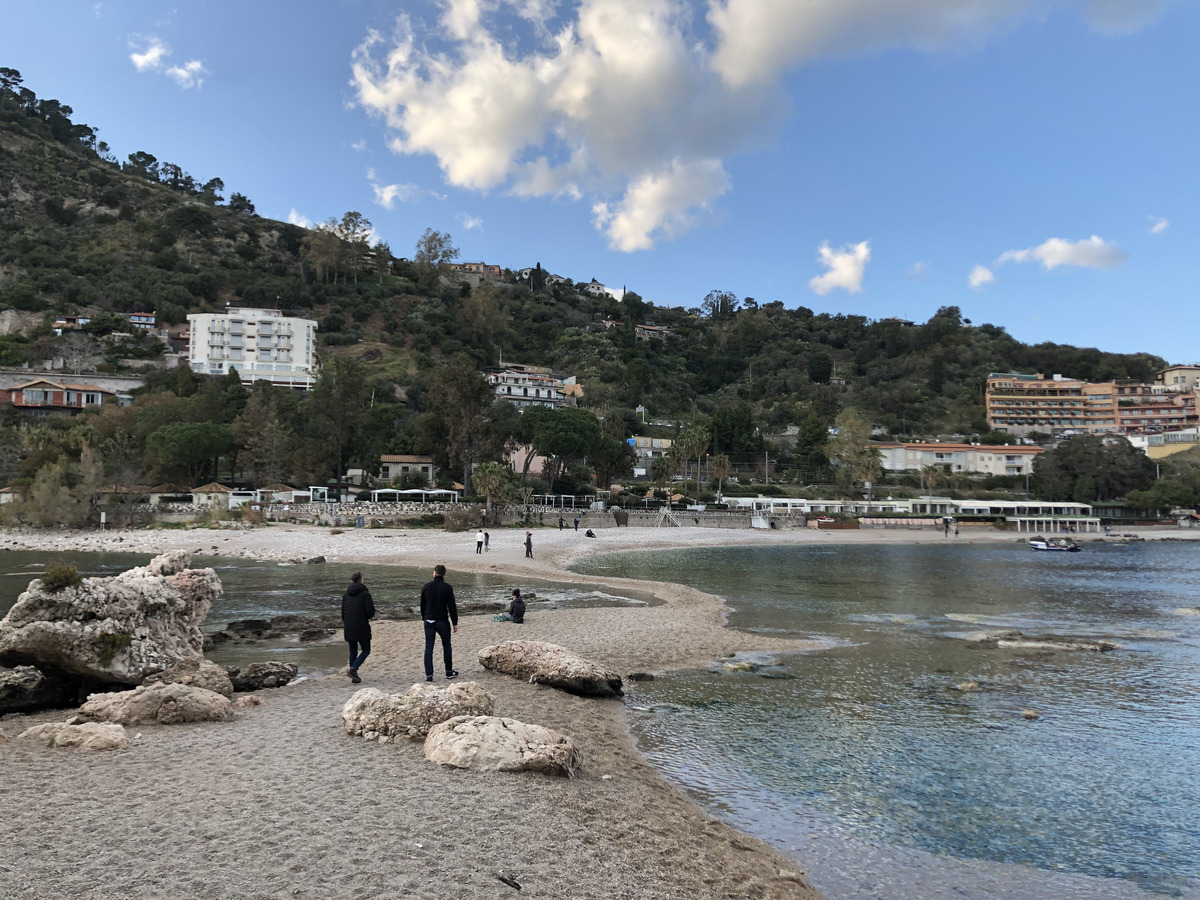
18,721,129,751
69,682,233,726
424,715,580,777
143,657,234,698
343,682,494,743
478,640,623,698
0,552,222,684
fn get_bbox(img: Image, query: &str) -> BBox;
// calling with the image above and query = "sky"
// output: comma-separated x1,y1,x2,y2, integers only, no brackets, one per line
2,0,1196,364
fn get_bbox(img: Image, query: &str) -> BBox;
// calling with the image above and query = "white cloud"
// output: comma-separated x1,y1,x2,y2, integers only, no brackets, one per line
1149,216,1169,234
368,169,442,208
968,264,995,289
130,37,170,71
996,235,1127,270
288,209,314,229
906,260,929,280
129,36,206,89
809,240,870,296
349,0,1166,250
351,139,368,152
459,213,484,230
707,0,1167,89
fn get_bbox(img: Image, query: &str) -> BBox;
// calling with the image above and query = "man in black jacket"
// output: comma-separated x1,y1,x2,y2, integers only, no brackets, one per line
420,564,459,682
341,572,375,684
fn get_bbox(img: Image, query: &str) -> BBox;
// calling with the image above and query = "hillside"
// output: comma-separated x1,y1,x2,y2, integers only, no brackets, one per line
0,68,1168,447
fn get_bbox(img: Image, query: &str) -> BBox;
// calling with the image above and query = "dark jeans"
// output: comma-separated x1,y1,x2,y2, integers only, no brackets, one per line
423,620,453,677
347,639,370,672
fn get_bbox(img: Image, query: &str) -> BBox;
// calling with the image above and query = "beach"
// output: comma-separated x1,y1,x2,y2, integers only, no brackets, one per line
1,522,1194,900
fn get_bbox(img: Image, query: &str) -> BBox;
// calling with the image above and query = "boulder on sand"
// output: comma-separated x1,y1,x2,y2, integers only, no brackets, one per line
478,640,623,698
18,721,129,751
69,682,233,726
343,682,494,743
424,715,580,776
226,662,298,692
0,664,76,714
143,657,234,698
0,552,222,685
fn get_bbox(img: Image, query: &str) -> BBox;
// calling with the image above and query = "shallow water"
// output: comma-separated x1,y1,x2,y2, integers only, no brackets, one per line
575,542,1200,898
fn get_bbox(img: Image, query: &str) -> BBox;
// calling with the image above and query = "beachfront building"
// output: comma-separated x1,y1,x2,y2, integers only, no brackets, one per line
986,373,1118,435
187,307,318,389
0,379,115,417
874,442,1042,477
1112,383,1198,435
1156,365,1200,393
487,363,578,410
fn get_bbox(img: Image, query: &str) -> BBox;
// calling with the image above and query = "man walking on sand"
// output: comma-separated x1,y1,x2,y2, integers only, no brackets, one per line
475,528,484,554
341,572,375,684
420,564,458,682
524,531,533,559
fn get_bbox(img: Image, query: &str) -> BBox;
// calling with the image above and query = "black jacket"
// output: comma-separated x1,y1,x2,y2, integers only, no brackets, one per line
508,597,525,624
341,582,375,642
420,576,458,625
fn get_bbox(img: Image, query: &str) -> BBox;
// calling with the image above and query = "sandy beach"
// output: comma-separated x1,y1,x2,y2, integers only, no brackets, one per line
1,521,1195,900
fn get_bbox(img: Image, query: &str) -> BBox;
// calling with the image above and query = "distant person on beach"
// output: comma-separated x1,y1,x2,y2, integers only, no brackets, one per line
558,516,565,530
341,572,375,684
585,529,596,538
475,529,484,554
524,531,534,558
508,588,525,624
420,564,458,682
574,516,580,531
484,531,490,552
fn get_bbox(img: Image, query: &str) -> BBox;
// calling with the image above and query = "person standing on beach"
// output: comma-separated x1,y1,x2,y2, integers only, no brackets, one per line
475,528,484,554
558,516,565,530
420,564,458,682
524,531,533,559
573,515,580,531
341,572,375,684
483,531,490,552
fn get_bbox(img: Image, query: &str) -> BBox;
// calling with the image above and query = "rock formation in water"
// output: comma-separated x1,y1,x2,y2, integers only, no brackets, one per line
0,550,221,687
424,715,580,776
343,682,495,743
225,662,298,692
478,640,623,697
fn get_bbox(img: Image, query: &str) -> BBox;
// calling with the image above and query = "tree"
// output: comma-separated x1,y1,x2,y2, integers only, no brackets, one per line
300,356,372,490
228,192,256,215
712,453,731,500
650,456,673,495
420,355,495,494
828,409,880,488
233,390,293,487
145,421,234,485
524,407,603,488
1031,435,1153,502
473,461,510,524
414,228,459,288
701,290,740,322
591,433,635,491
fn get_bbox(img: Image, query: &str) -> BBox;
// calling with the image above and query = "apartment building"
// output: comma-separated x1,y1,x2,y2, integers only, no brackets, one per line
1113,382,1198,435
187,308,318,388
1156,365,1200,393
0,379,114,417
487,363,577,410
874,442,1042,477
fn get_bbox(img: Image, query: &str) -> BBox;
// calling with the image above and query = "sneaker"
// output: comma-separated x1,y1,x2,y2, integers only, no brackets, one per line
425,675,434,682
349,669,361,684
446,670,459,679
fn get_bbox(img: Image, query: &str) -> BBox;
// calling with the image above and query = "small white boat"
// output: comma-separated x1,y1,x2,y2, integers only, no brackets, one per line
1029,536,1081,552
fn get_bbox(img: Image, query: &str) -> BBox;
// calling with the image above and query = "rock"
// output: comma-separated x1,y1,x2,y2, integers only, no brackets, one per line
0,665,76,713
722,660,759,672
70,682,233,725
478,641,623,698
226,662,298,692
954,681,982,692
0,727,6,743
298,629,334,642
424,715,580,776
343,682,495,743
1021,708,1041,720
18,722,129,751
627,672,655,682
223,619,278,641
970,631,1118,652
307,556,326,564
232,695,264,710
0,552,221,685
143,657,234,698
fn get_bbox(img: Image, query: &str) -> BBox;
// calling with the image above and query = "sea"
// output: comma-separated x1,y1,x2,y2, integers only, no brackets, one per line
4,543,1198,898
573,541,1200,899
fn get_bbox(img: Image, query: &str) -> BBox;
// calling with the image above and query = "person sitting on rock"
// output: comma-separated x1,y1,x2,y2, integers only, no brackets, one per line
508,588,525,624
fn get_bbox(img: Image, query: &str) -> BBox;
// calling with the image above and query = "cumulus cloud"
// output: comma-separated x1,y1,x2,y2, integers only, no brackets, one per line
288,209,314,229
129,36,206,88
1149,216,1169,234
368,169,444,208
349,0,1166,250
996,235,1127,270
459,213,484,230
968,264,995,289
809,240,870,296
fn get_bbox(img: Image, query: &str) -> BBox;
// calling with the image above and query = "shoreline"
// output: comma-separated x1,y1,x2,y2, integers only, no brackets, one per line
3,522,1197,900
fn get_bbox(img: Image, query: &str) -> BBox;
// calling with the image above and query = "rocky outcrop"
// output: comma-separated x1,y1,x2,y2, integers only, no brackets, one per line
478,640,623,698
424,715,580,776
69,683,233,726
18,722,129,751
343,682,495,743
968,630,1118,652
0,665,76,713
0,552,222,685
143,657,234,698
226,662,298,692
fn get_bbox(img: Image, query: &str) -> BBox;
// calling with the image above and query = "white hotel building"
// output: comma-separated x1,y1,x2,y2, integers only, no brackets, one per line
187,308,318,388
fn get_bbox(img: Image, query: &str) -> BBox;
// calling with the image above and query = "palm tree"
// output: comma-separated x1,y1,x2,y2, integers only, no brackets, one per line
473,461,509,525
650,456,673,498
712,453,731,501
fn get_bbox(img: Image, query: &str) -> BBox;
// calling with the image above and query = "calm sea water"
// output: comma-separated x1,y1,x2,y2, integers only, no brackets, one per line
575,542,1200,899
0,551,647,672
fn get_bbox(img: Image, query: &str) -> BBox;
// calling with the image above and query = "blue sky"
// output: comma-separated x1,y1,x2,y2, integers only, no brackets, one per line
2,1,1196,364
